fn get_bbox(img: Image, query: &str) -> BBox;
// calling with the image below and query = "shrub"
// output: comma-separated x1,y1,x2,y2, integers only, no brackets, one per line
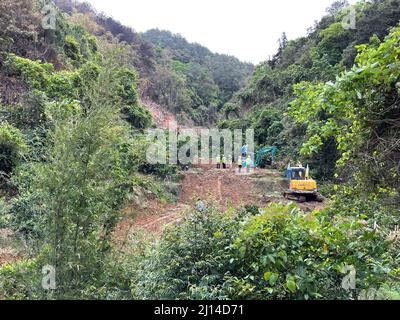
64,35,82,62
131,203,240,299
131,203,397,300
8,191,48,238
77,60,102,85
222,103,240,119
323,183,400,232
0,259,44,300
115,68,139,105
226,203,394,300
80,34,98,59
46,71,79,100
0,122,28,175
0,91,48,130
138,163,178,179
4,54,53,89
0,197,9,228
121,104,153,130
79,236,150,300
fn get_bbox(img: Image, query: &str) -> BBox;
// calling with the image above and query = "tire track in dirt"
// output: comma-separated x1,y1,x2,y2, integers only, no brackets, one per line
115,164,327,241
117,166,274,239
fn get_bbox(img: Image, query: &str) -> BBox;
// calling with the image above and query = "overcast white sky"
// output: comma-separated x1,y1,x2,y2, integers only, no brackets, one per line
85,0,357,64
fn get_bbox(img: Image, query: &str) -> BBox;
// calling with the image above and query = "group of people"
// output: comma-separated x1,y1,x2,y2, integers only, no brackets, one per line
237,155,253,174
215,145,254,174
216,155,229,169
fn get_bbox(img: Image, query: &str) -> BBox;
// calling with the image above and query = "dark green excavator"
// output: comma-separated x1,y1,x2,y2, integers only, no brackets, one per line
254,146,278,167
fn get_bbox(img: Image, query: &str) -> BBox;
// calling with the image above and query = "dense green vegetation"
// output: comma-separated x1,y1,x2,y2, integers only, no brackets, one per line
221,0,400,177
129,203,397,300
0,0,178,299
0,0,400,300
142,29,254,124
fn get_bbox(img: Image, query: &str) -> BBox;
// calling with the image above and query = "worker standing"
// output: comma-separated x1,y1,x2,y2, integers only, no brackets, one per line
246,155,252,174
286,163,292,178
216,156,221,169
241,145,248,157
237,156,243,174
297,161,303,168
196,199,206,212
222,155,227,169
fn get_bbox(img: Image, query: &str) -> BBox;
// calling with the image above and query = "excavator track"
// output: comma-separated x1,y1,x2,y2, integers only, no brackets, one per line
284,192,324,203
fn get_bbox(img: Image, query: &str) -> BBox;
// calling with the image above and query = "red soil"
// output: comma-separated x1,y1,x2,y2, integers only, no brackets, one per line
115,162,326,241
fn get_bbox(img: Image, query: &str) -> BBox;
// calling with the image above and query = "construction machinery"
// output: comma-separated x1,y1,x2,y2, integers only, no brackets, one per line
283,166,324,203
254,146,278,167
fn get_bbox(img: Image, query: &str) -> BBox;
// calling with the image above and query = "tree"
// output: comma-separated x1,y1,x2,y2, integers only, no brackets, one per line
32,53,135,297
222,103,240,120
290,25,400,195
0,122,28,176
326,0,349,17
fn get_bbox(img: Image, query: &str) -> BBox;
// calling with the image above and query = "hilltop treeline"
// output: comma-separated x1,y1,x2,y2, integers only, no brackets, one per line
55,0,254,125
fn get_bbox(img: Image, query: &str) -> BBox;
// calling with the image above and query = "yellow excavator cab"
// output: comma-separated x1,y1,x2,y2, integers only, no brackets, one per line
289,167,317,191
290,179,317,191
284,167,323,202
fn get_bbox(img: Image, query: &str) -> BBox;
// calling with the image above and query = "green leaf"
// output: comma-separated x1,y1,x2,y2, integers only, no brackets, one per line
286,279,297,293
263,271,278,286
263,272,272,281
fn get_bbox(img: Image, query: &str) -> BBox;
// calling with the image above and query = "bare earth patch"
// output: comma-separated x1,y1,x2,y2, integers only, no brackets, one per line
116,164,327,240
0,229,23,266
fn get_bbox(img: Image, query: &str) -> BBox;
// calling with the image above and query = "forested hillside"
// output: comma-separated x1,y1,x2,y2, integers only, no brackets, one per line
55,0,254,125
221,0,400,177
0,0,179,298
142,29,254,124
0,0,400,301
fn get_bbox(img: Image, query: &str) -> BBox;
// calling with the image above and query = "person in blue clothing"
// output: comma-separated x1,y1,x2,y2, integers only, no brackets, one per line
286,163,292,178
241,145,248,157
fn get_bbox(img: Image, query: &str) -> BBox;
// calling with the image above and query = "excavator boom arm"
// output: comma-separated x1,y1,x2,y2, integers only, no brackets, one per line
255,146,278,167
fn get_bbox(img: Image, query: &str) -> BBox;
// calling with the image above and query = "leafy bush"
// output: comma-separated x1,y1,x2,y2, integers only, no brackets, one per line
0,197,9,228
79,235,151,300
115,68,140,106
121,104,153,130
131,203,397,300
138,163,178,179
122,133,179,179
0,91,48,130
373,284,400,300
64,34,82,62
226,204,393,300
4,54,53,89
132,203,240,299
8,192,48,238
222,103,240,119
0,259,44,300
0,122,28,175
46,71,79,101
322,183,400,232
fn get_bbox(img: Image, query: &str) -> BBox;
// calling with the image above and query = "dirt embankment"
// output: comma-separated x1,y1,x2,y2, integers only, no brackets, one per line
116,163,326,240
141,98,177,129
0,229,24,267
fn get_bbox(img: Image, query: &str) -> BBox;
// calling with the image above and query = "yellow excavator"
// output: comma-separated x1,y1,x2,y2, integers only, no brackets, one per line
283,166,324,203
